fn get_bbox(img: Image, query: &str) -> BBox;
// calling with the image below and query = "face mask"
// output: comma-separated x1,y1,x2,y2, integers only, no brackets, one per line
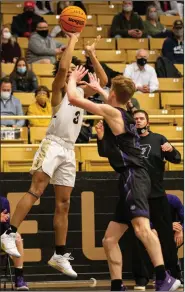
123,5,133,12
1,91,11,100
149,12,157,20
24,10,34,17
174,29,183,37
36,95,48,105
37,30,49,38
137,126,148,135
3,32,11,39
137,58,147,67
17,67,27,74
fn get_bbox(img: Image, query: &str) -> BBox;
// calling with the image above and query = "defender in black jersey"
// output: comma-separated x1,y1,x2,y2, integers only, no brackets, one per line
67,67,181,292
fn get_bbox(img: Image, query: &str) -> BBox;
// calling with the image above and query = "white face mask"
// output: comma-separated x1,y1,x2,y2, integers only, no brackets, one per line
123,5,133,12
1,91,11,100
3,32,11,40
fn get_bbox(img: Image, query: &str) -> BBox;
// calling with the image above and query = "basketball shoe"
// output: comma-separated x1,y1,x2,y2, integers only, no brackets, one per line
1,231,20,257
155,272,181,291
48,252,77,278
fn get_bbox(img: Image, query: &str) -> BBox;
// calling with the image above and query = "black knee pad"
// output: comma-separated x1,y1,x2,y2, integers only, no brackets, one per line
28,190,40,200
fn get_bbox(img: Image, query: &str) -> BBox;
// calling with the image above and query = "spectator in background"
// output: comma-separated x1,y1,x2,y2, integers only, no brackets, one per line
0,77,25,127
51,1,87,38
124,49,159,93
162,20,184,64
144,5,172,38
35,1,54,15
110,0,145,38
57,1,87,15
27,21,64,64
1,25,21,63
11,1,44,38
9,57,38,92
154,0,179,16
27,85,52,127
0,196,29,291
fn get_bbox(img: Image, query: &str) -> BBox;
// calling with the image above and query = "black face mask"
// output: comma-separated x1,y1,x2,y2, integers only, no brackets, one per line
24,10,34,17
137,58,147,67
37,30,49,38
137,126,148,135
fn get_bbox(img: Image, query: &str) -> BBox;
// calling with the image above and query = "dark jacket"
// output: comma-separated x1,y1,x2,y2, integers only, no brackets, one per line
162,35,184,64
10,70,38,92
110,11,145,38
11,12,44,37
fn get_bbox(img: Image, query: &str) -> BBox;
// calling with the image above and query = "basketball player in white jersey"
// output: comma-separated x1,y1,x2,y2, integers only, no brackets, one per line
1,32,107,278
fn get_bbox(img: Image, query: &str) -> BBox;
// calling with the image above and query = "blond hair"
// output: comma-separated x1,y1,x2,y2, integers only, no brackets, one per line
2,24,16,46
111,75,136,104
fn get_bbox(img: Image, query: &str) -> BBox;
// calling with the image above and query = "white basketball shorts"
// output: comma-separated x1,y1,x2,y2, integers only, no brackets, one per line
30,138,76,187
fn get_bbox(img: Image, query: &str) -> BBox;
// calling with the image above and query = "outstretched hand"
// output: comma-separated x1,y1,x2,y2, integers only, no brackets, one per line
79,72,102,93
63,31,80,42
95,120,104,140
70,65,88,83
85,35,101,55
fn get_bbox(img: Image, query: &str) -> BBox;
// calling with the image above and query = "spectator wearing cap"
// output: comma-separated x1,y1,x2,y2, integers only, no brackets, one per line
110,0,146,38
162,20,184,64
11,1,44,38
27,21,65,64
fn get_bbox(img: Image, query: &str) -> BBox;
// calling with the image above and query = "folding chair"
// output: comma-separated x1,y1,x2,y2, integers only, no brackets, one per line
0,252,14,290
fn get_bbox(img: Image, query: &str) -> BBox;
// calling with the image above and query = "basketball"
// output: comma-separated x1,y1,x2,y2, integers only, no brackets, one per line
59,6,87,33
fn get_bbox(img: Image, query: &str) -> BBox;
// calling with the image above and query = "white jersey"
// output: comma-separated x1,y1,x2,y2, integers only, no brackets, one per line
46,87,84,145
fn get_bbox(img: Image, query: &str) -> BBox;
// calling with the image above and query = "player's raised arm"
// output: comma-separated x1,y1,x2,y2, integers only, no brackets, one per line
51,32,79,107
81,36,108,98
67,66,119,119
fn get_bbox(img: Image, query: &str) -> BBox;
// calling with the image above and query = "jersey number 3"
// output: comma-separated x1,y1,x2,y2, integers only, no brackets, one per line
73,111,81,124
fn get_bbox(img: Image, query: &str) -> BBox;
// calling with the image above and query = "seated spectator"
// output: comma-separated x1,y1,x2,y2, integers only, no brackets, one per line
9,57,38,92
162,20,184,64
0,77,25,127
27,21,64,64
124,49,159,93
154,0,179,16
144,5,172,38
27,85,52,126
35,1,54,15
51,1,87,38
110,0,145,38
11,1,44,38
1,25,21,63
0,196,29,291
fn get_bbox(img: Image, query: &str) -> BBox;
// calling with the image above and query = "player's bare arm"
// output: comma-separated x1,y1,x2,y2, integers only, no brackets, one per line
67,66,125,136
80,36,108,98
51,32,79,107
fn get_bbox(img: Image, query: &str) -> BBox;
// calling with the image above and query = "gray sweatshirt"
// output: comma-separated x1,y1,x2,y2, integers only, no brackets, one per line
27,32,62,64
1,95,25,127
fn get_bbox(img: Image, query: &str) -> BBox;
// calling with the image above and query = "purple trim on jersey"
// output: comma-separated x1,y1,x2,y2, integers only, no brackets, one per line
0,196,10,214
120,149,128,167
131,208,150,219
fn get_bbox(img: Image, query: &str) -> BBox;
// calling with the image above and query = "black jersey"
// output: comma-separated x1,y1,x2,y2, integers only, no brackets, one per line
103,108,146,171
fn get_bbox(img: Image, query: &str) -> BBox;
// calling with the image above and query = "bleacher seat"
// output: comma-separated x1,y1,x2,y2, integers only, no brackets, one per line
1,3,23,14
1,63,14,76
86,15,97,26
150,38,165,50
55,37,84,49
117,38,148,50
32,63,54,77
95,50,126,62
106,63,125,73
97,15,114,26
39,77,54,91
83,38,116,50
14,92,35,107
169,144,183,171
3,14,15,25
150,126,183,142
126,50,160,63
161,92,183,108
133,93,160,110
30,127,47,144
0,127,28,144
175,64,184,76
160,15,181,26
80,26,109,38
159,78,183,91
88,4,120,15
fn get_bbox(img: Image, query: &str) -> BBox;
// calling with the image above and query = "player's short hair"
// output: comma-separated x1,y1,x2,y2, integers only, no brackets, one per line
111,75,136,104
53,56,82,77
133,110,149,123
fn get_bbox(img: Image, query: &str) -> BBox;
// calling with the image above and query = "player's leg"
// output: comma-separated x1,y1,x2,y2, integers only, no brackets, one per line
12,233,29,291
149,197,179,278
102,221,128,291
1,171,50,257
48,148,77,277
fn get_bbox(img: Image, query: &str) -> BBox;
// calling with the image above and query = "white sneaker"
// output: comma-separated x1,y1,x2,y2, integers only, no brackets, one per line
1,231,21,258
48,252,77,278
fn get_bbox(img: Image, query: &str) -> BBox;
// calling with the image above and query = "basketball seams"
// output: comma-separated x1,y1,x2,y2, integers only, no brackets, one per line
60,18,82,30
